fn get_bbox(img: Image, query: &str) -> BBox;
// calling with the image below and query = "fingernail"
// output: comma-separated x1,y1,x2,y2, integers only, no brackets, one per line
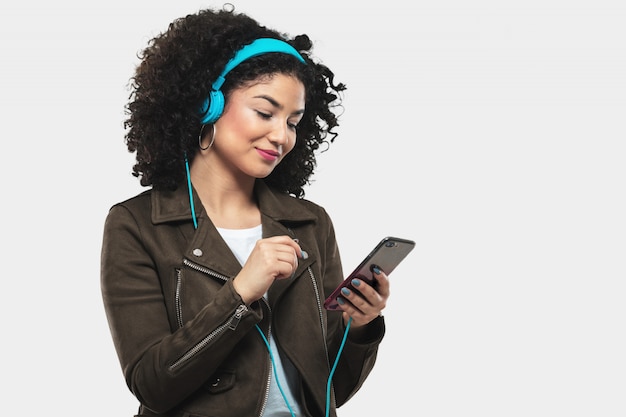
293,239,308,259
373,266,381,275
341,287,350,296
337,297,345,305
351,278,360,287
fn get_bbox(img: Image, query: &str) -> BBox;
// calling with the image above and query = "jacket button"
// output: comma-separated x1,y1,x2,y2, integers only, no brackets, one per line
192,248,203,257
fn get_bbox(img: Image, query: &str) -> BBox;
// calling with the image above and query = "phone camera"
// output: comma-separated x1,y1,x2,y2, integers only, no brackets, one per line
384,241,396,247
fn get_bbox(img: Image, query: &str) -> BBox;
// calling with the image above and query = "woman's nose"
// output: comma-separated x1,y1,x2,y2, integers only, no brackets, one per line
268,122,290,146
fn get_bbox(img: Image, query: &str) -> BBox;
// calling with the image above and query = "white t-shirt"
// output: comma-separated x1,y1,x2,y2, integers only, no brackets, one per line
217,225,302,416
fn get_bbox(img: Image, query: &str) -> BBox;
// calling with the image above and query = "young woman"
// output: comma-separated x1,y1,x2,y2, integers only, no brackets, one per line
101,6,389,417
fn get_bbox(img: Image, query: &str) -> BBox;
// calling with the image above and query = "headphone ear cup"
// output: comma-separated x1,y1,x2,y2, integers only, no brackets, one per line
200,90,225,124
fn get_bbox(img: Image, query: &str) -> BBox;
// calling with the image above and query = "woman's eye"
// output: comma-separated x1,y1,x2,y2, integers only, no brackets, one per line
256,110,299,129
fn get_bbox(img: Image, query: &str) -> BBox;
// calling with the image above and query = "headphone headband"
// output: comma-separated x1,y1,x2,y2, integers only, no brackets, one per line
200,38,306,124
212,38,305,90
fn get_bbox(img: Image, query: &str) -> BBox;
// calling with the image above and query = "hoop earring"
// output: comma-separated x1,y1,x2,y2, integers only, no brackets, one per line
199,124,216,151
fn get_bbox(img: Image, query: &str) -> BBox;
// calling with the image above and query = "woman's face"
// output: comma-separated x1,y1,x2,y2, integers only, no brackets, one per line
210,73,305,180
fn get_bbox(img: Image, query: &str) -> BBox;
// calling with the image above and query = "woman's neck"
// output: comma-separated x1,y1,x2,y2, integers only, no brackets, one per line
189,159,261,229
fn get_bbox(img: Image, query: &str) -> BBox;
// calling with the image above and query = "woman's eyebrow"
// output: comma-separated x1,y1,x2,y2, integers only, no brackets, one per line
254,94,305,115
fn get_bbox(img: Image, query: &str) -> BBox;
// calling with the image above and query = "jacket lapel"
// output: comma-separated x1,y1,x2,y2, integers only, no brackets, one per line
149,180,318,284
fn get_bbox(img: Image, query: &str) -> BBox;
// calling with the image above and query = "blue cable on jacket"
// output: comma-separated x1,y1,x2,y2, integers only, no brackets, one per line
184,154,198,229
326,317,352,417
255,325,297,417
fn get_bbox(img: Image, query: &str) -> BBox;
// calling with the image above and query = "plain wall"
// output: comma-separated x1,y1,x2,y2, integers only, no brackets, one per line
1,1,624,415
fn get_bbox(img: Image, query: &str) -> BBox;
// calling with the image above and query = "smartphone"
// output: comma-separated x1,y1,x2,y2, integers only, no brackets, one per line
323,236,415,310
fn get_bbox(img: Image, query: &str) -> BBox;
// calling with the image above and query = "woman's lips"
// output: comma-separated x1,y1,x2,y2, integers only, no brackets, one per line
256,148,280,161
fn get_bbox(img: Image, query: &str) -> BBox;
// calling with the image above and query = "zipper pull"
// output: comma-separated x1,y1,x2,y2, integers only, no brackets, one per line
228,304,249,330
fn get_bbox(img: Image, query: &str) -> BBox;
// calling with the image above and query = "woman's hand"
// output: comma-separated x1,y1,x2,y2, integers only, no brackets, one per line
336,267,390,328
233,235,306,304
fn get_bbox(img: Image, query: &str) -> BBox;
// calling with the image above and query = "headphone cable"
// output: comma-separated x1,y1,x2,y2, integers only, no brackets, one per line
185,163,353,416
326,316,352,417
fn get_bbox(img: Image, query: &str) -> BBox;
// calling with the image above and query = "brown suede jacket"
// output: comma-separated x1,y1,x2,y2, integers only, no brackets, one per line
101,180,385,417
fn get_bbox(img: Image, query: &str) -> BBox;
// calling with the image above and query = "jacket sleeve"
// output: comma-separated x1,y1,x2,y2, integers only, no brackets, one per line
100,204,262,413
330,315,385,406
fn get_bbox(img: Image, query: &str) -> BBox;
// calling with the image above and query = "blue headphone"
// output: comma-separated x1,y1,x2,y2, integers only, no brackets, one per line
199,38,306,124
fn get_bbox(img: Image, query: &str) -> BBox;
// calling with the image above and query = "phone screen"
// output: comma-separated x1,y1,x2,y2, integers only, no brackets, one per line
323,236,415,310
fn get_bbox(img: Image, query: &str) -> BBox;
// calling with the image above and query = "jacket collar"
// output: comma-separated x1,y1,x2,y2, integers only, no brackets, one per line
150,179,318,226
150,179,318,280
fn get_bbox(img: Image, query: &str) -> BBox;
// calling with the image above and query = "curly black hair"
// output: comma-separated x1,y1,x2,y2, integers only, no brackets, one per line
123,6,346,197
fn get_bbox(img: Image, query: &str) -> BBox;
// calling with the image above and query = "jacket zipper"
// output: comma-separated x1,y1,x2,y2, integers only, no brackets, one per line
257,297,272,417
169,260,248,371
286,230,337,414
307,266,329,358
228,304,248,330
307,266,337,412
177,259,230,328
168,303,248,371
183,258,230,282
175,269,184,328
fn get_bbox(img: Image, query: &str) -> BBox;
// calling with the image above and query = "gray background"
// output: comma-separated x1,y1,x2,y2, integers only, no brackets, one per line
1,0,624,415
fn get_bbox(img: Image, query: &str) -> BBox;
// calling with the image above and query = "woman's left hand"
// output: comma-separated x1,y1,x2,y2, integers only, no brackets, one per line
336,267,389,328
